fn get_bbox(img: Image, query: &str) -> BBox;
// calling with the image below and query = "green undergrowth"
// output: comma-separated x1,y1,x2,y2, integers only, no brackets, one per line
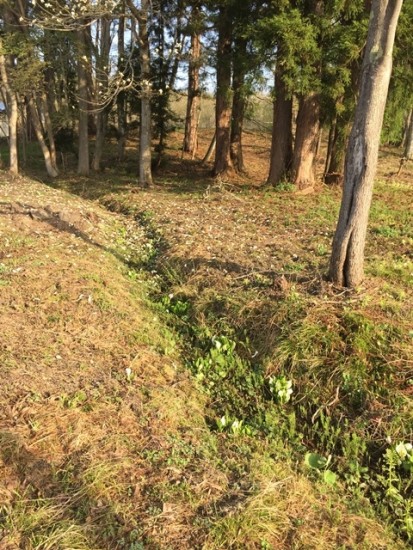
159,285,412,542
99,181,413,545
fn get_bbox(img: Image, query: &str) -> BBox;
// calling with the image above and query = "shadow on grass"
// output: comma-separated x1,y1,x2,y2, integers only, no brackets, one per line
0,201,150,271
0,430,133,547
7,137,258,201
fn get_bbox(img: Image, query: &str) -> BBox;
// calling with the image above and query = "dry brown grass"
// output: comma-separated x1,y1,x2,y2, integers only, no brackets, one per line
0,175,225,548
0,159,409,549
204,454,402,550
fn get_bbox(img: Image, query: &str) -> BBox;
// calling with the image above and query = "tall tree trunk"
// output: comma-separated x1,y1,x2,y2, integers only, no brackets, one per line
0,48,19,175
230,38,247,174
325,60,361,186
92,105,107,173
5,94,19,176
117,5,127,161
324,117,351,185
329,0,403,288
202,132,216,164
267,64,293,186
43,34,58,117
28,96,59,177
13,0,57,177
213,6,233,177
404,109,413,160
291,0,323,191
154,0,166,167
20,103,27,167
139,0,153,186
41,94,58,169
1,5,19,175
77,28,90,176
92,16,111,172
126,0,153,187
401,108,412,149
324,120,336,180
127,0,153,186
291,93,320,190
183,5,201,158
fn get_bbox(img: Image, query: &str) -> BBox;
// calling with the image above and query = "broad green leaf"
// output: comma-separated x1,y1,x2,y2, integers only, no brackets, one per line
305,452,327,470
323,470,337,485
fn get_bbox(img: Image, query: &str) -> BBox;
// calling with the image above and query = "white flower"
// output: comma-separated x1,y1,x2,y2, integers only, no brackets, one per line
125,367,132,381
232,419,240,430
219,415,227,427
395,442,412,459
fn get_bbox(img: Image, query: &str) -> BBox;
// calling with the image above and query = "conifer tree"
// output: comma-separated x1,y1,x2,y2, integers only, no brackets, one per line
213,1,233,177
183,1,203,158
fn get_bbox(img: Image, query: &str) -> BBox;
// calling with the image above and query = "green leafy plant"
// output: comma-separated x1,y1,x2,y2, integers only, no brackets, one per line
190,335,265,422
374,442,413,539
268,375,293,404
304,452,337,485
274,180,294,193
160,293,190,319
216,415,255,436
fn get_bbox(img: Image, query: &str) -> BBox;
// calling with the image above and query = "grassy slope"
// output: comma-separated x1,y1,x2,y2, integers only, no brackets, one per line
0,176,216,549
87,144,412,547
0,138,411,549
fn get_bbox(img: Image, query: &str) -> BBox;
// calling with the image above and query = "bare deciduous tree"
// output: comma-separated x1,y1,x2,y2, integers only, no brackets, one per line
127,0,153,187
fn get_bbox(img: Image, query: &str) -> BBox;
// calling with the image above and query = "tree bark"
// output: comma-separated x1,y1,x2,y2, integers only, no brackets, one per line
404,108,413,160
230,38,247,174
0,5,19,175
213,6,233,177
41,94,58,170
127,0,153,186
291,93,320,190
324,120,336,180
324,117,351,185
325,59,361,186
183,5,201,158
202,132,216,164
267,64,293,186
20,103,27,166
138,0,153,186
77,28,90,176
28,96,59,177
329,0,404,288
117,5,127,161
401,108,412,149
0,47,19,175
92,16,111,172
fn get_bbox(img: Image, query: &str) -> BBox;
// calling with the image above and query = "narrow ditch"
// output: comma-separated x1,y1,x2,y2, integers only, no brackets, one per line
100,195,412,544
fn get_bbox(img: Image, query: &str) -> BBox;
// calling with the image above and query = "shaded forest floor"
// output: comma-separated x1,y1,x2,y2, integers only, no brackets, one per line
0,131,412,548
